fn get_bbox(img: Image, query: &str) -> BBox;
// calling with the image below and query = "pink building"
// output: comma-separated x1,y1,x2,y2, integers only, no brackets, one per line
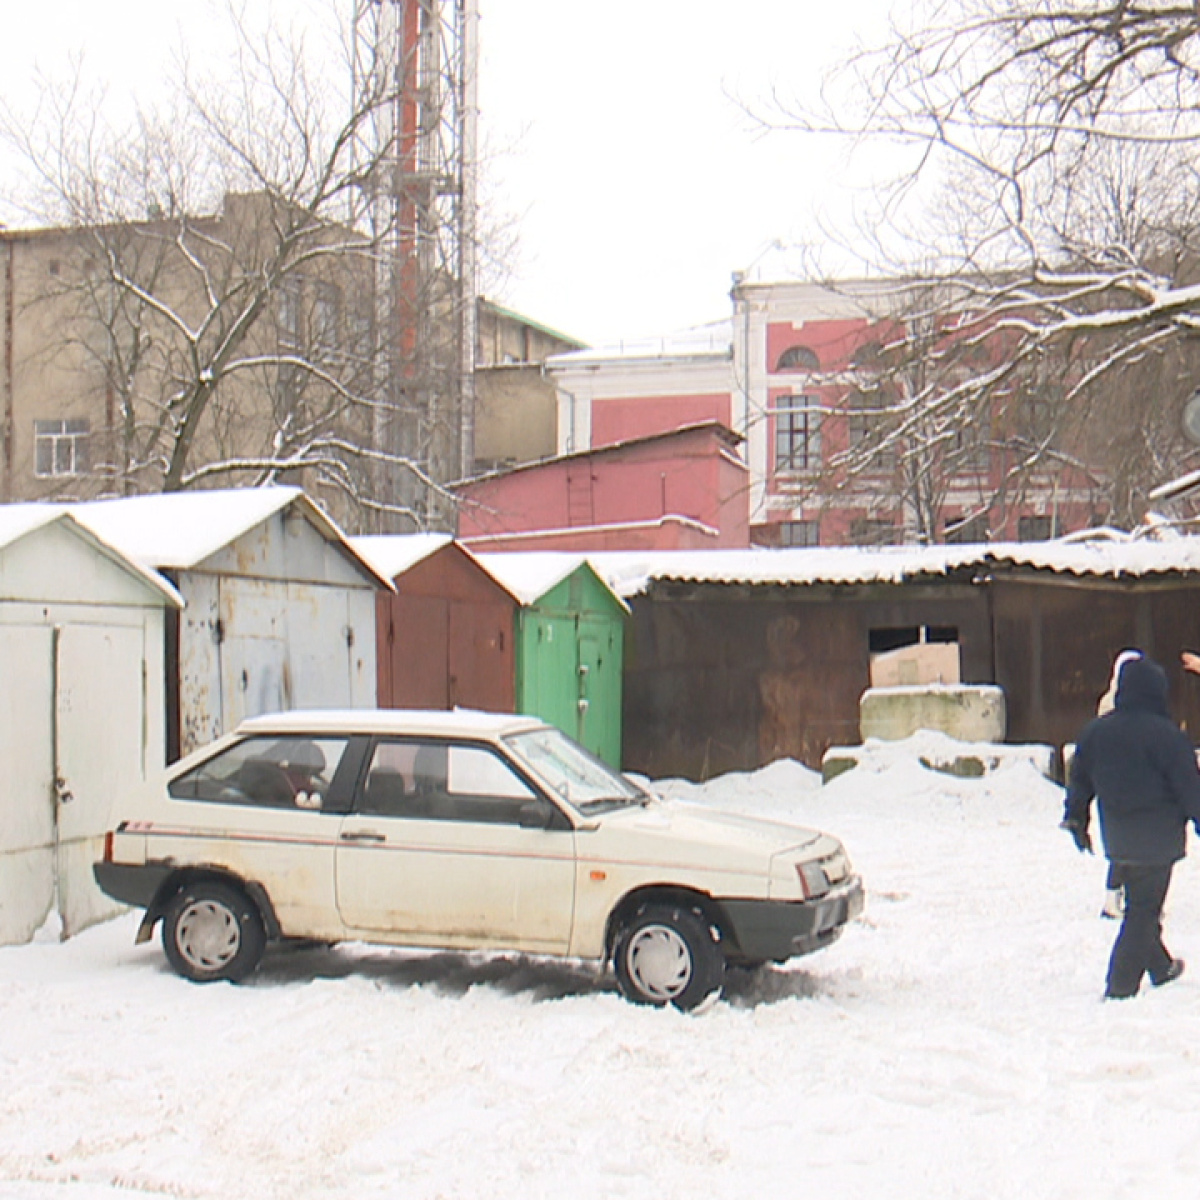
546,280,1106,546
454,422,749,552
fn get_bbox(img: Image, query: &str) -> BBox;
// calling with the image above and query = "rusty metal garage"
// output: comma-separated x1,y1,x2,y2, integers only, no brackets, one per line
596,542,1200,779
351,533,520,714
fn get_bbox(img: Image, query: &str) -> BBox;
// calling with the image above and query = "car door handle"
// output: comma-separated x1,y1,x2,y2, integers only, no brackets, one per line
340,830,386,843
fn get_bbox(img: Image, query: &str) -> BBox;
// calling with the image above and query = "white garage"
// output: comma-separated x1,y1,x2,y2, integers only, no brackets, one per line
0,507,180,945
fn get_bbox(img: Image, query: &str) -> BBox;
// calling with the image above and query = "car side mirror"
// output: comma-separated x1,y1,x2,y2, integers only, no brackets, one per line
518,800,554,829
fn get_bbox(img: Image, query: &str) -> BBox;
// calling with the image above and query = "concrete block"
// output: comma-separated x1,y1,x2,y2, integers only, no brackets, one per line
860,683,1006,743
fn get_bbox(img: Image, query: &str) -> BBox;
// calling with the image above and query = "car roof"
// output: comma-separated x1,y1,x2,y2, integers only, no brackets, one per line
235,708,551,740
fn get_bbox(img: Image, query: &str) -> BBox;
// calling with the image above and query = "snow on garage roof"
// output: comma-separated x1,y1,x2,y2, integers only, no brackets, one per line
0,505,182,606
350,534,524,600
72,487,307,567
476,551,629,610
588,537,1200,597
68,488,392,588
0,503,62,551
350,533,455,581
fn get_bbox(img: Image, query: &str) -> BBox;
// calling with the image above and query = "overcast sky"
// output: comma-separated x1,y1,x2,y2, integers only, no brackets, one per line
0,0,894,345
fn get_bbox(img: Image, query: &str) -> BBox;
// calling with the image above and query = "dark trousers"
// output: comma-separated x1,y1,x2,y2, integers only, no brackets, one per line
1105,862,1175,998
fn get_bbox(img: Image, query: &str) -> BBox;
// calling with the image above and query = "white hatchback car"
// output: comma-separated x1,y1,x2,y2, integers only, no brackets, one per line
96,709,863,1009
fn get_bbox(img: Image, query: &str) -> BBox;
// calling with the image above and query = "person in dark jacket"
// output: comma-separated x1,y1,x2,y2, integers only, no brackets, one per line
1063,655,1200,999
1096,649,1142,918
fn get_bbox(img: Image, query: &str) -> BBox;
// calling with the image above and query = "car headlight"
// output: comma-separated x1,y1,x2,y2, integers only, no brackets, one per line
821,848,850,884
795,848,851,899
795,860,830,899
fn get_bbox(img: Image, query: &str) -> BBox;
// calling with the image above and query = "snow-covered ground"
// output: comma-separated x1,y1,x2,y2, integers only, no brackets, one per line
4,740,1200,1200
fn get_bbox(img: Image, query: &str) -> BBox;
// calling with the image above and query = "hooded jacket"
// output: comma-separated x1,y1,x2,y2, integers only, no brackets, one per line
1097,649,1141,716
1065,656,1200,864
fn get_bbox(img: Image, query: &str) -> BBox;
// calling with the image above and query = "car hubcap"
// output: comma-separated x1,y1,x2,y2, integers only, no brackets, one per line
176,899,240,971
627,924,692,1000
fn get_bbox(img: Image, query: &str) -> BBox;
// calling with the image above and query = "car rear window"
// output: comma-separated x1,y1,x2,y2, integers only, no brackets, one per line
169,735,350,810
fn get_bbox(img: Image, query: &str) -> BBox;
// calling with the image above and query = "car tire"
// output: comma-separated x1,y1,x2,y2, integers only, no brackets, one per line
613,904,724,1011
162,880,266,983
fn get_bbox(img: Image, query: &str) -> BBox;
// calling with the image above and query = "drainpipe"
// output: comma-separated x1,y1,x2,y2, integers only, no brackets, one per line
731,271,750,438
731,270,758,525
3,232,14,500
556,382,580,454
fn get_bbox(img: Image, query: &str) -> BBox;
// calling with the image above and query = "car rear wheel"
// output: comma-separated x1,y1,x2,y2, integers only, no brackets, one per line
162,880,266,983
613,904,724,1011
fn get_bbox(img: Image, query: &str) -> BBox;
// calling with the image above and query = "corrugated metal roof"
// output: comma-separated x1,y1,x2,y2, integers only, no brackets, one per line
588,538,1200,597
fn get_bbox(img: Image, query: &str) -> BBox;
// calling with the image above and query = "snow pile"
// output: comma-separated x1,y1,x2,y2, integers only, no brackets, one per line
5,756,1200,1198
824,728,1058,781
652,755,821,817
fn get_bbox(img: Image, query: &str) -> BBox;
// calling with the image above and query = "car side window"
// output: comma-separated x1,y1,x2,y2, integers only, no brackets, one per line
169,736,348,811
359,739,544,825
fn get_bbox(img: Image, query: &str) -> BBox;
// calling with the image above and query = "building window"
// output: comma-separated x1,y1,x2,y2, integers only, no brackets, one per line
278,282,301,350
1023,394,1055,442
1018,515,1060,541
848,517,898,547
950,410,991,473
276,362,301,410
847,387,896,472
312,283,341,355
776,345,820,372
34,419,89,477
944,514,988,544
774,397,822,472
779,520,820,547
347,298,374,364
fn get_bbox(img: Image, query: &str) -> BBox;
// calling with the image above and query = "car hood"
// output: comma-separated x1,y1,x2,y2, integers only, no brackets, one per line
583,799,825,860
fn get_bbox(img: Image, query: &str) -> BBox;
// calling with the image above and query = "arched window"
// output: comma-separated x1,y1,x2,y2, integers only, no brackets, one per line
775,345,820,372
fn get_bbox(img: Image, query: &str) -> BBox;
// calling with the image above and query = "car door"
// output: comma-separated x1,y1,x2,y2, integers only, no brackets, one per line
336,738,576,953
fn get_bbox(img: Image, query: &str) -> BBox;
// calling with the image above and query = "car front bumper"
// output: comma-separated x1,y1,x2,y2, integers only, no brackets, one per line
719,876,864,962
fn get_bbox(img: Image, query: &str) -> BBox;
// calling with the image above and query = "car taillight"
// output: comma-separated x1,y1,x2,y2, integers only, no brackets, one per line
102,831,114,862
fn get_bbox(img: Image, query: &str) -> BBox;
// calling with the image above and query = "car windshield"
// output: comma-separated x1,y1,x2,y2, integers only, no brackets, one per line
504,727,647,813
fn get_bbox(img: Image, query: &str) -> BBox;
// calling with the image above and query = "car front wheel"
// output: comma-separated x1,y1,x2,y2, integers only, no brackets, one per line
613,904,724,1011
162,880,266,983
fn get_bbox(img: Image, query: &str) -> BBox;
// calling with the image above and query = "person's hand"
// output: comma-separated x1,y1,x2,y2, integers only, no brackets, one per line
1060,818,1093,853
1182,651,1200,676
